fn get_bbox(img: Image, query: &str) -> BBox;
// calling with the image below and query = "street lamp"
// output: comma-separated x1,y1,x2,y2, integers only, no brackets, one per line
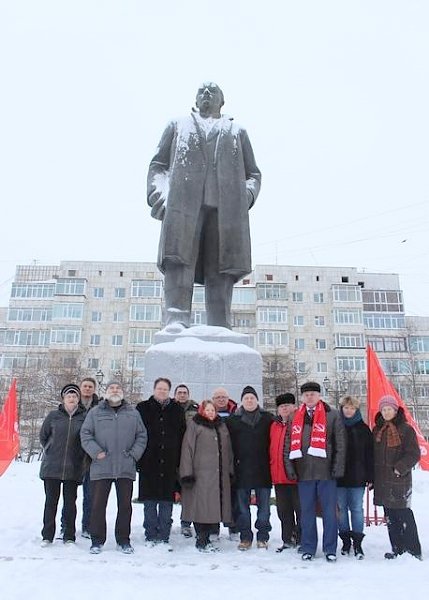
323,374,349,409
96,369,105,391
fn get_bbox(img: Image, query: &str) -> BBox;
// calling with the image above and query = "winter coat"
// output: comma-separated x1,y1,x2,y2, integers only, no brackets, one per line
180,414,234,524
80,400,147,481
269,418,297,485
39,404,86,482
373,407,420,509
136,397,186,501
147,114,261,283
226,409,273,488
337,417,374,488
284,402,346,482
177,399,199,424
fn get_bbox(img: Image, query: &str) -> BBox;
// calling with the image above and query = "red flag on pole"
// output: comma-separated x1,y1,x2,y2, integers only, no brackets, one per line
0,379,20,476
367,344,429,471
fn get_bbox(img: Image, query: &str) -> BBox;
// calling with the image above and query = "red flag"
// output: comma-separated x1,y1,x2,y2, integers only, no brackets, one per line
367,344,429,471
0,379,20,476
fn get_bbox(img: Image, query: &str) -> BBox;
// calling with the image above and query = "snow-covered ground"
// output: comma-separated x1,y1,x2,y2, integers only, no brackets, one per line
1,462,428,600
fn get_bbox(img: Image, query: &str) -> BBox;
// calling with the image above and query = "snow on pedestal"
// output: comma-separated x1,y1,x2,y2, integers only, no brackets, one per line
144,325,263,403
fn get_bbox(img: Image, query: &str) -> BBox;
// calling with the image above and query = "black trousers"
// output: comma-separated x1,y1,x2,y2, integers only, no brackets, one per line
384,506,422,557
194,522,218,547
274,483,301,544
42,479,78,542
90,478,133,545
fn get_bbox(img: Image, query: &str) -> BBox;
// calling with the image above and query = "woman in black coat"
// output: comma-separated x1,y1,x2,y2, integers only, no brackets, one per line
373,395,422,560
39,384,86,546
336,396,374,559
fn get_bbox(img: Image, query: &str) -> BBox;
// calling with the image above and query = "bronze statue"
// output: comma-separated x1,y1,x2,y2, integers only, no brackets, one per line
147,82,261,330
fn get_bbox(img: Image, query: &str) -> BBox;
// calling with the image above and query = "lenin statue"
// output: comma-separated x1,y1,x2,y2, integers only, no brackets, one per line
147,82,261,330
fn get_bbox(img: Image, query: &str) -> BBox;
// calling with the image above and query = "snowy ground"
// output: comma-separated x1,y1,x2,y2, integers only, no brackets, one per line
1,462,428,600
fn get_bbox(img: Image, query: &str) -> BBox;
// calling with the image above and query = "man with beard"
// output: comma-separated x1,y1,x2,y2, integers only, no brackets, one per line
80,380,147,554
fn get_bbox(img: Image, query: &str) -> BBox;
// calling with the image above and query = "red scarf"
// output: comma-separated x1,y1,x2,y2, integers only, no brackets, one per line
289,400,327,459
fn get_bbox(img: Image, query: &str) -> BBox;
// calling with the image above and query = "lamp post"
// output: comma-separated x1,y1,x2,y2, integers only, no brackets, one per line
323,374,349,409
95,369,105,392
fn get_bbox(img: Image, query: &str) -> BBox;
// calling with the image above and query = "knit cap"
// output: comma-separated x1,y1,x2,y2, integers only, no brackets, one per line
379,395,399,411
61,384,81,399
241,385,258,401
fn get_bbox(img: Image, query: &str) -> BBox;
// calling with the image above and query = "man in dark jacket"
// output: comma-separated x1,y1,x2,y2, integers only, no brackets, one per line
39,384,86,546
80,380,147,554
226,386,273,551
284,381,346,562
136,377,186,548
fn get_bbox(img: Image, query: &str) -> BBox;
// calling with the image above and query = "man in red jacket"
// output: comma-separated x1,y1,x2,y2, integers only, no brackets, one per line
270,393,300,552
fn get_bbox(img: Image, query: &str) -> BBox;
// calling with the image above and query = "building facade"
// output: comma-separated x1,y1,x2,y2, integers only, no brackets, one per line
1,261,428,435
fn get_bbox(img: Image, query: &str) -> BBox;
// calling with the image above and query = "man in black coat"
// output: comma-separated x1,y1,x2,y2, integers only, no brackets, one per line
226,386,273,551
136,378,186,547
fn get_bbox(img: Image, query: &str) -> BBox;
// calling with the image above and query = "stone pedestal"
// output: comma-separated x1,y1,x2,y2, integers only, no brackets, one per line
143,325,263,403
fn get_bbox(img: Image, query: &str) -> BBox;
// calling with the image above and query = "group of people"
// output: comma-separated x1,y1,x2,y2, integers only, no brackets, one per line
38,376,423,561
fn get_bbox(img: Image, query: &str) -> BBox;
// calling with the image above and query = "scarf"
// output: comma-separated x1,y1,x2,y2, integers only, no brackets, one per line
237,406,262,428
289,400,327,459
375,421,401,447
342,409,363,428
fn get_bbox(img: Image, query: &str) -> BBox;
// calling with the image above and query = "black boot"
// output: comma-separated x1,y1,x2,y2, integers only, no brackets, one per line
339,531,352,555
351,532,365,559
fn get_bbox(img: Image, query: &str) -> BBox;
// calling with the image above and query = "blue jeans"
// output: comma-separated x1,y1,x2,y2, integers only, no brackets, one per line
235,487,271,542
143,500,173,542
337,486,365,533
298,479,338,556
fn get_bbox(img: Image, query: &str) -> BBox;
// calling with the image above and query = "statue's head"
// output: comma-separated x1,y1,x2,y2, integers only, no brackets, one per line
195,82,224,115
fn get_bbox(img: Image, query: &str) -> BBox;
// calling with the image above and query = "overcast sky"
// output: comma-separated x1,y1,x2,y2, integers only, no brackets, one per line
0,0,428,315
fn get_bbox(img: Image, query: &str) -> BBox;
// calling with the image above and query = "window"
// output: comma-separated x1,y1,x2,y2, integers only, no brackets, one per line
258,307,287,324
0,353,46,369
232,312,256,328
314,316,325,327
0,330,49,346
114,287,126,298
112,335,123,346
362,290,404,313
316,338,327,350
130,304,161,322
131,280,162,298
67,270,77,276
87,358,99,369
415,361,429,375
341,276,349,283
410,336,429,353
11,283,55,298
293,315,304,326
317,362,328,373
93,287,104,298
127,353,145,370
113,311,124,322
336,356,366,372
333,309,363,325
292,292,303,302
258,331,288,346
7,307,52,322
111,359,122,371
129,329,156,345
192,286,205,303
295,338,305,350
92,311,102,322
367,336,406,352
332,285,362,303
90,335,101,346
52,303,84,320
296,362,306,373
265,274,273,281
55,278,86,296
191,310,207,325
256,283,287,300
363,313,405,329
381,359,412,375
335,333,365,348
232,287,256,304
313,292,324,303
50,328,81,345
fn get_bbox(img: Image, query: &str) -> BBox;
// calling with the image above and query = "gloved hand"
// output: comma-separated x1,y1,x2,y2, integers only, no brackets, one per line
180,476,196,488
